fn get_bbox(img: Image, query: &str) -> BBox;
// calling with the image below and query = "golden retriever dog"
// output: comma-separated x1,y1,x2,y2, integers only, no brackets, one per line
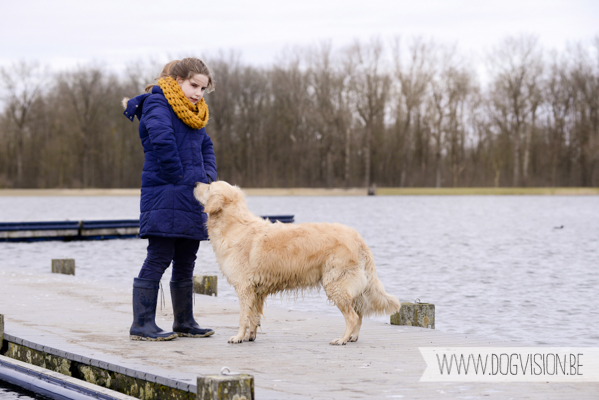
194,181,400,345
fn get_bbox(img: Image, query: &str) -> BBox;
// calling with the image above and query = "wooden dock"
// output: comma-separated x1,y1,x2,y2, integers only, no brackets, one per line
0,269,597,399
0,217,293,242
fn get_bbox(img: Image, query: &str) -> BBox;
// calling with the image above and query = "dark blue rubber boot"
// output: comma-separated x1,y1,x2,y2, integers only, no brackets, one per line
170,279,214,338
130,278,177,341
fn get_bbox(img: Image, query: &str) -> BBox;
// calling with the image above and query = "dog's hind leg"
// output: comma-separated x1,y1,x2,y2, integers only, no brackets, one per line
323,259,365,345
324,287,360,345
326,293,359,345
229,286,255,344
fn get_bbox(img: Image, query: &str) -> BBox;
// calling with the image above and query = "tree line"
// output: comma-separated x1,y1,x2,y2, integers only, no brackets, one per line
1,35,598,189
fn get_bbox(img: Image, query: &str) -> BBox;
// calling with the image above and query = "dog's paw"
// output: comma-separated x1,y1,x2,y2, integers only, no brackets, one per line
228,336,244,344
242,331,257,342
348,335,359,342
329,338,348,345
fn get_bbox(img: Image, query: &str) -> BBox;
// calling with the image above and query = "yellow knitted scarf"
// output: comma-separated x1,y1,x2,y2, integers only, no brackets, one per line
158,76,209,129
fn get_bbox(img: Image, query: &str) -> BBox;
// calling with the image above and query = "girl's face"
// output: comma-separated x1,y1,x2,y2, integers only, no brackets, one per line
176,74,209,104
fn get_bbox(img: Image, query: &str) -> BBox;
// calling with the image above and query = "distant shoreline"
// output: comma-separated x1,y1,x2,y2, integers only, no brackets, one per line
0,187,597,196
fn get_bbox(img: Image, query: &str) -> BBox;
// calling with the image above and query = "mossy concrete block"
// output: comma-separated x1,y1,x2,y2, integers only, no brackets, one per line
391,302,435,329
52,259,75,275
197,374,254,400
5,342,72,375
3,340,194,400
193,275,217,297
76,365,194,400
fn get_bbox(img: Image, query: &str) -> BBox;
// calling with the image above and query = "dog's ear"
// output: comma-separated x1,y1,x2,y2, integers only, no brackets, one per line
203,192,226,215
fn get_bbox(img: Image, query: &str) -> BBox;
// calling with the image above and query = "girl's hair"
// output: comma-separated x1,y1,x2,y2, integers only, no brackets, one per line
145,58,215,93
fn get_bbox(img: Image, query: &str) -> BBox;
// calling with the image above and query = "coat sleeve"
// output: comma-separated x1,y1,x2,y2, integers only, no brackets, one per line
142,95,184,183
201,132,217,182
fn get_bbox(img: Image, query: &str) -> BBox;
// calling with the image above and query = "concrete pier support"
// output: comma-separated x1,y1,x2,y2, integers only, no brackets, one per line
197,372,254,400
391,302,435,329
193,275,217,297
51,259,75,275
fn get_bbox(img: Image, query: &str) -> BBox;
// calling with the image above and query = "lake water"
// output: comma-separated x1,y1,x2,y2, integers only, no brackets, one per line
1,194,598,348
0,380,49,399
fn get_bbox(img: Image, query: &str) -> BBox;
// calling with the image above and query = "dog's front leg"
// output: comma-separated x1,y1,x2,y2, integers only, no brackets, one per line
245,294,265,342
229,315,248,344
229,286,254,344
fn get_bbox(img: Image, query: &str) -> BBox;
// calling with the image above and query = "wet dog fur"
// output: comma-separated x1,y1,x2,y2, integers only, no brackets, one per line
194,181,400,345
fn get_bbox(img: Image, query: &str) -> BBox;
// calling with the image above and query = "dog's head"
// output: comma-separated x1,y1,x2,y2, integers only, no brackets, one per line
194,180,244,215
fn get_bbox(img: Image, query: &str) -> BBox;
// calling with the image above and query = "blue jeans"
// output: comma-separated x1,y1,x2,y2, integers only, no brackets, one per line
138,236,200,281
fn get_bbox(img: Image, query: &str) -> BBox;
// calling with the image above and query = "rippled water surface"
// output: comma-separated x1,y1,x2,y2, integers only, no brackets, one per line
1,195,598,347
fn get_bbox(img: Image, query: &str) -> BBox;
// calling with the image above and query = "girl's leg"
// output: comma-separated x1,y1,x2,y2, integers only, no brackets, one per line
170,239,214,337
130,236,177,341
171,239,200,281
138,236,176,280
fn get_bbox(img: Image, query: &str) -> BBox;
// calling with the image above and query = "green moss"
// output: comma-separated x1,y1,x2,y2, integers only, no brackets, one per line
193,275,218,297
197,375,254,400
4,343,72,375
0,314,4,345
391,302,435,329
3,341,194,400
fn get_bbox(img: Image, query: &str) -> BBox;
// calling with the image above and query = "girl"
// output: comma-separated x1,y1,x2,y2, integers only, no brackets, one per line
123,58,217,341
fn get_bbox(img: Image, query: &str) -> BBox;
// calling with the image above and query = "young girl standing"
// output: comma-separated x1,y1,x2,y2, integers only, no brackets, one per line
123,58,217,341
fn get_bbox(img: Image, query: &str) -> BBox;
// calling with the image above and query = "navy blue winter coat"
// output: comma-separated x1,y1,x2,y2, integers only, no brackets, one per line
124,86,216,240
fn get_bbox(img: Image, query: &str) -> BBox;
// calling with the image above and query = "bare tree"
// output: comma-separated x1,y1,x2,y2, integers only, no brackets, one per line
307,41,355,188
428,46,475,187
346,38,390,188
568,39,599,186
0,61,46,186
545,53,574,186
392,37,435,186
267,49,310,187
488,35,543,186
56,66,117,187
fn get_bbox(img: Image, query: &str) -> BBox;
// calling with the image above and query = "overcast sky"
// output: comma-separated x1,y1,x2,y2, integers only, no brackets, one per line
2,0,598,72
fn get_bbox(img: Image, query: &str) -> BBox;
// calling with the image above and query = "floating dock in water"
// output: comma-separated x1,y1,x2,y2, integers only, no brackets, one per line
0,216,294,242
0,270,596,399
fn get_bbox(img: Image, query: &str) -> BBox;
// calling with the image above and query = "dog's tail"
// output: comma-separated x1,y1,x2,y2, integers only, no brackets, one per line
358,246,400,317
